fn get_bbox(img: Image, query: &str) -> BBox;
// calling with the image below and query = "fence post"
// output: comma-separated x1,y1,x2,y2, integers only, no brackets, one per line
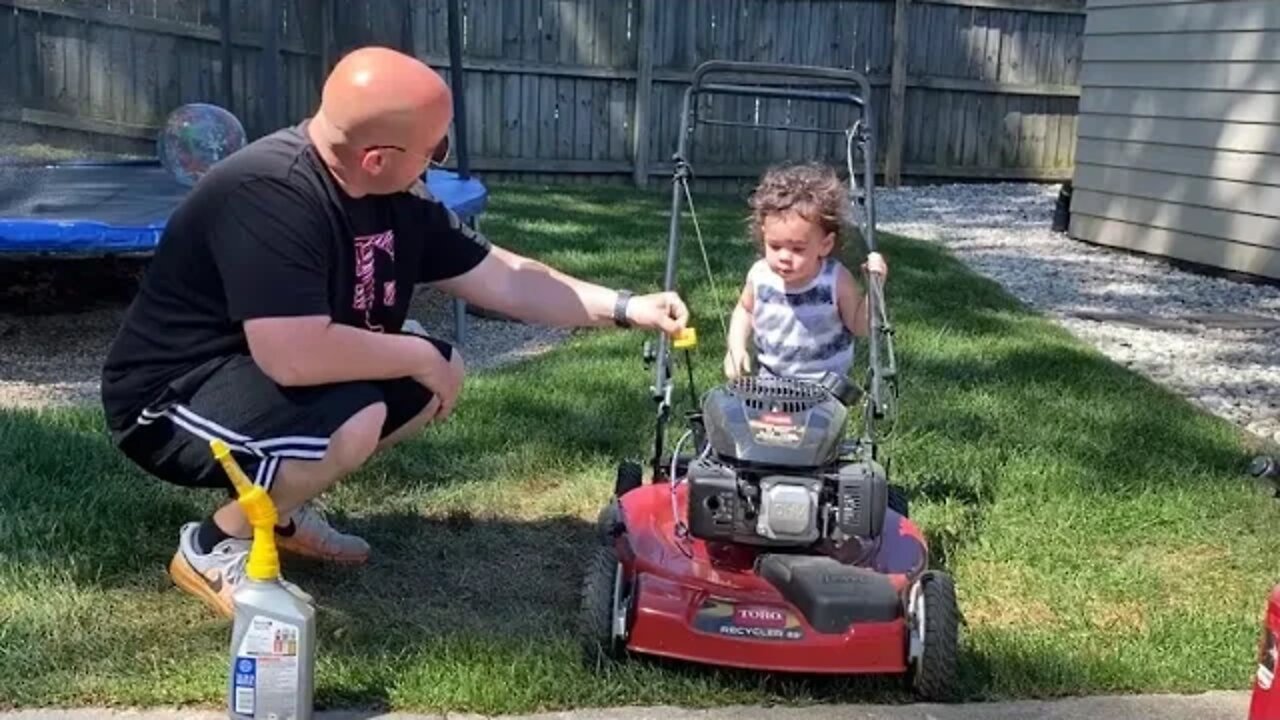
685,1,696,68
220,0,233,112
885,0,910,187
632,0,655,188
261,0,282,136
320,0,335,74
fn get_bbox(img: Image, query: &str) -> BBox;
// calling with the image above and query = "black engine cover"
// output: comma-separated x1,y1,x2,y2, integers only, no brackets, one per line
687,458,743,541
702,376,848,468
832,460,888,539
757,554,901,633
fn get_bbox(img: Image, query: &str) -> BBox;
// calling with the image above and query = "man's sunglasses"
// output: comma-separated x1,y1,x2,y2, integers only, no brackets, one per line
364,133,450,167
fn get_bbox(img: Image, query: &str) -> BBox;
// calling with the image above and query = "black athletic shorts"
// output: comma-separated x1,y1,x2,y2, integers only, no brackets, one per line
109,338,449,494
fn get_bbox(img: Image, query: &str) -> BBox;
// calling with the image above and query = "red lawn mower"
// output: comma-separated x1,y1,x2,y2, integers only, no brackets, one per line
1249,454,1280,720
576,61,960,701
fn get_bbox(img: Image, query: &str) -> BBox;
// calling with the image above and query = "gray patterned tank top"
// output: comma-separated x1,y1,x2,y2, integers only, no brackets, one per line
750,257,854,381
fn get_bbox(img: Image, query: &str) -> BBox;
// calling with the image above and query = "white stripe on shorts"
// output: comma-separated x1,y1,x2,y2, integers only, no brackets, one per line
137,403,329,491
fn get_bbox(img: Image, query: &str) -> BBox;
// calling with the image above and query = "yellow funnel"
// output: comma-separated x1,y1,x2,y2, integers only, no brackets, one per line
210,439,280,582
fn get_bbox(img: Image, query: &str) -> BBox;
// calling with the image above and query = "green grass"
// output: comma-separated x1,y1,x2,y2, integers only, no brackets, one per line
1,181,1276,713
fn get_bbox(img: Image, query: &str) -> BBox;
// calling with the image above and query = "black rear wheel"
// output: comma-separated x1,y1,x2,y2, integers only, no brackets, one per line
577,544,629,667
615,461,643,496
907,570,960,701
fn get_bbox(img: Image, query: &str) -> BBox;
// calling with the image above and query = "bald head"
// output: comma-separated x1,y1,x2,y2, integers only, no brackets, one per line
309,46,453,196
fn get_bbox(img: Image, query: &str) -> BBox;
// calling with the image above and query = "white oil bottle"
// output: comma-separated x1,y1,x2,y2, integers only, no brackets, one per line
211,439,316,720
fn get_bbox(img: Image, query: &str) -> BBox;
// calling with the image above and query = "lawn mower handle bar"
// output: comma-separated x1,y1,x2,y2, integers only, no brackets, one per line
689,60,874,101
649,60,881,442
660,59,880,297
660,60,878,297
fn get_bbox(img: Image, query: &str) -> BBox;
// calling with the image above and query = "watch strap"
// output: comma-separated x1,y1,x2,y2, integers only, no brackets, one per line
613,290,633,328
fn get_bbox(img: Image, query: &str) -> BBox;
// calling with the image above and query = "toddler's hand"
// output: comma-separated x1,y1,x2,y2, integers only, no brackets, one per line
863,252,888,279
724,348,751,380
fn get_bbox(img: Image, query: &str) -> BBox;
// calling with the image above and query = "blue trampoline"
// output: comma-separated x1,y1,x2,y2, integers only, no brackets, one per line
0,160,489,340
0,161,488,255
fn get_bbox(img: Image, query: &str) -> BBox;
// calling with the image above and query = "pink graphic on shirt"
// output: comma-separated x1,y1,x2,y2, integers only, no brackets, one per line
352,229,396,331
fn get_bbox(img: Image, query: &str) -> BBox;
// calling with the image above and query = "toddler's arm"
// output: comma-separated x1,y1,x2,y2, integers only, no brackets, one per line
837,252,887,337
724,278,755,378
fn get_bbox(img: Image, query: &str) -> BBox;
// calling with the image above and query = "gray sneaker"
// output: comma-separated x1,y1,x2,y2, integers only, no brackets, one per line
276,501,371,565
168,522,313,618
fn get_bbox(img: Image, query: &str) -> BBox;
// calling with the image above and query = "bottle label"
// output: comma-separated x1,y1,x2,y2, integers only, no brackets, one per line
234,615,300,718
233,657,256,715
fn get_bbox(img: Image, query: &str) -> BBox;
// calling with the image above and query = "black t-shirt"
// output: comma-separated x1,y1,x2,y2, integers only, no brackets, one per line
101,120,490,433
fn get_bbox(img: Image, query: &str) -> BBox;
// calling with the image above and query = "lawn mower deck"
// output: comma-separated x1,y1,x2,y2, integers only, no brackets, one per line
594,480,933,676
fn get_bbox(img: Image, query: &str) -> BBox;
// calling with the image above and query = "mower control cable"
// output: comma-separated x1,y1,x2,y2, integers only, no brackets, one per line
648,161,731,482
678,173,730,342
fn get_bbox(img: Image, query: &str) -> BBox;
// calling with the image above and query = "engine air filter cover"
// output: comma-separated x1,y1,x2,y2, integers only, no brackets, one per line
701,376,849,467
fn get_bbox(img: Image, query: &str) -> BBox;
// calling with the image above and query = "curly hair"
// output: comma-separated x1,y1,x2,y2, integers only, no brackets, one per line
747,162,853,251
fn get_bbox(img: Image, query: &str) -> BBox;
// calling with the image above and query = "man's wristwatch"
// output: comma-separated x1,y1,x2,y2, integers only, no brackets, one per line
613,289,633,328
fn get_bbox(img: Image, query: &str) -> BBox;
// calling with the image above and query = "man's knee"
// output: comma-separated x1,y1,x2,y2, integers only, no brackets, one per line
377,394,440,451
328,402,387,475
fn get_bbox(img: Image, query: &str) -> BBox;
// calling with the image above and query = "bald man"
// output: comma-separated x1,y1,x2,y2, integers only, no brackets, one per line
100,46,689,618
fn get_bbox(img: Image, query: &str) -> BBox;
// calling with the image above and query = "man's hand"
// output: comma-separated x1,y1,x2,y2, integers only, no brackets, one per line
625,291,690,337
412,341,466,421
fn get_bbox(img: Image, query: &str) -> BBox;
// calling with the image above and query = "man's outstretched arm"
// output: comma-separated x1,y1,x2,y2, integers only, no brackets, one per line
430,245,690,336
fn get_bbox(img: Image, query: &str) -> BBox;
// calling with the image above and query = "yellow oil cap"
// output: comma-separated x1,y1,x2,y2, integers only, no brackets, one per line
674,327,697,349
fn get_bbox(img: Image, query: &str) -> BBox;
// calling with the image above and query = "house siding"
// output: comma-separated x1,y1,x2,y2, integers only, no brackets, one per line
1069,0,1280,280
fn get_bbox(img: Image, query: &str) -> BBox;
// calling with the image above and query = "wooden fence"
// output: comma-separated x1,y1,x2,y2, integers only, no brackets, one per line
0,0,1085,188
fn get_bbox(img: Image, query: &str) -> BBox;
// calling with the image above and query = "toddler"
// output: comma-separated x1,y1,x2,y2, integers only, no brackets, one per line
724,162,888,382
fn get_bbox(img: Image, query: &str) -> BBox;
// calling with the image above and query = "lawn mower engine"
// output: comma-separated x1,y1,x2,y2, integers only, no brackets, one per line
686,374,888,558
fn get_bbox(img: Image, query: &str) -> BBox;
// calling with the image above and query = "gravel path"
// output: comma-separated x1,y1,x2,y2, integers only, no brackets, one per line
874,182,1280,447
0,259,568,412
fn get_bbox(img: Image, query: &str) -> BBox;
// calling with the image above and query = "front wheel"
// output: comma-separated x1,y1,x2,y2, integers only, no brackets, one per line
906,570,960,701
577,545,631,668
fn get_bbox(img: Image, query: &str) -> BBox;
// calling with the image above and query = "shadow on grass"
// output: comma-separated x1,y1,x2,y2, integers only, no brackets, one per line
283,510,597,713
281,510,1098,711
